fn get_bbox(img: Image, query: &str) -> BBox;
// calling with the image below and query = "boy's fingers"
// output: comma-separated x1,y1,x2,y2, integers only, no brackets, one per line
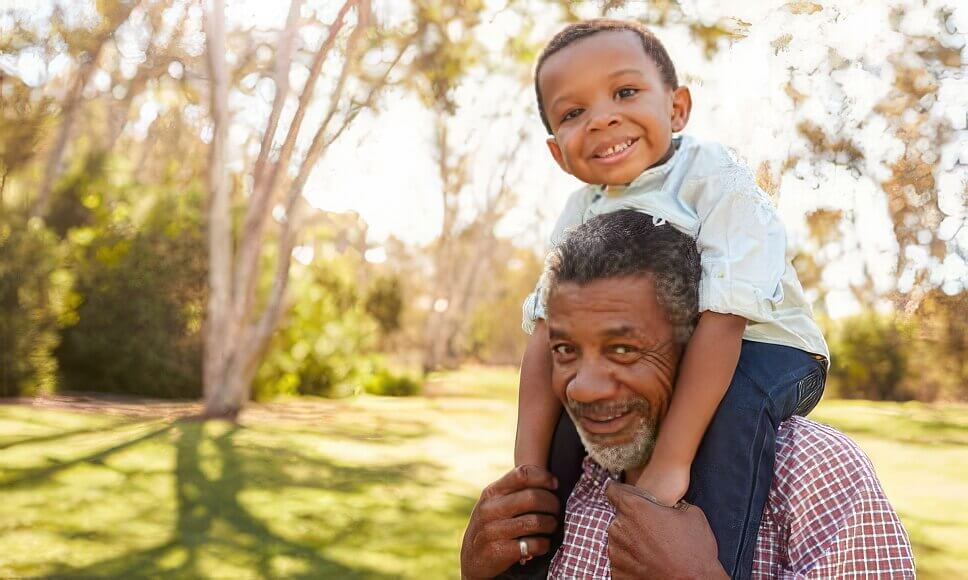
604,480,639,514
484,464,559,499
605,480,684,513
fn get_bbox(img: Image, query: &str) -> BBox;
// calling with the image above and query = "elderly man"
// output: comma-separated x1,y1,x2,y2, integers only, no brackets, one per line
460,210,914,579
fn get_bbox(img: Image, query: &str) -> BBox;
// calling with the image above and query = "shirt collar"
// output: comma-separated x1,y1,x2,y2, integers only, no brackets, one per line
574,456,621,499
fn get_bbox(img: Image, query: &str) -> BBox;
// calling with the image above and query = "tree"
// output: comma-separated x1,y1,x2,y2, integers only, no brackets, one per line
31,0,140,217
776,3,966,312
201,0,409,417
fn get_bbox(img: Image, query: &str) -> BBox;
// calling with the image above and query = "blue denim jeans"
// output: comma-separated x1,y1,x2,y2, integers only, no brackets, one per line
686,340,826,579
538,340,826,580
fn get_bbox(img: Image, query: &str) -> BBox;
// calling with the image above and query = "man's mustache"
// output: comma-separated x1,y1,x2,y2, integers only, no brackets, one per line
567,396,651,419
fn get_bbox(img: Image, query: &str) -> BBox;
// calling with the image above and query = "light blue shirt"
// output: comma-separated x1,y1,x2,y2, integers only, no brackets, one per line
523,134,829,359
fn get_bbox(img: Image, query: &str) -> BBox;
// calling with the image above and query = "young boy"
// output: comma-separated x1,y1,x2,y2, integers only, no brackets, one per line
515,19,829,578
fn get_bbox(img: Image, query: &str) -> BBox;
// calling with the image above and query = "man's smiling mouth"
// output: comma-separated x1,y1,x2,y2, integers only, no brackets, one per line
579,408,636,435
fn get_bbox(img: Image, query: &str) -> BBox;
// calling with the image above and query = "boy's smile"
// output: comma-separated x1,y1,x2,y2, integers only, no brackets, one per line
538,30,691,186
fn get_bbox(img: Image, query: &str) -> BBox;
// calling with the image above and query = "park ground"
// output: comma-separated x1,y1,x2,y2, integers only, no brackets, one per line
0,366,965,579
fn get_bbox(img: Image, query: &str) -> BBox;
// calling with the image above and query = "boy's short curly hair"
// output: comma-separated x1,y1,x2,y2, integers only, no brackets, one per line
534,18,679,134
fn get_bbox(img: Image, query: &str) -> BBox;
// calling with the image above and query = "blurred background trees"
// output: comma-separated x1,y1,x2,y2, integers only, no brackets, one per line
0,0,964,406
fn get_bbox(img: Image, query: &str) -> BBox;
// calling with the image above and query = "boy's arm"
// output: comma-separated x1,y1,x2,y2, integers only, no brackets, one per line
634,311,746,504
514,320,563,468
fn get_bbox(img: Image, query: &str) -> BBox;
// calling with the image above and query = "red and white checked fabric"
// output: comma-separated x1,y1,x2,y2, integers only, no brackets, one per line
548,416,915,579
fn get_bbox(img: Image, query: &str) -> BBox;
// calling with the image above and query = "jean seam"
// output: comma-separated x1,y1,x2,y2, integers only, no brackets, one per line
727,364,770,580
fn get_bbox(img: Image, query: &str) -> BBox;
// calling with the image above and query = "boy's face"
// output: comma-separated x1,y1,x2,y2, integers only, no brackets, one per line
539,30,691,186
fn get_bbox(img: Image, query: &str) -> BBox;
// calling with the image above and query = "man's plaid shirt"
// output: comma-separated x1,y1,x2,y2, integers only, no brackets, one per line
548,416,915,578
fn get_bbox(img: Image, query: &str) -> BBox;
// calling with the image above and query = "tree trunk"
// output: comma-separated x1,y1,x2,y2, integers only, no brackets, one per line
199,0,385,418
202,0,237,418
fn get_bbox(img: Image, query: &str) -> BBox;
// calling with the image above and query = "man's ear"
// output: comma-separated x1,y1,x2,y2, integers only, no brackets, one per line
670,86,692,132
546,137,571,174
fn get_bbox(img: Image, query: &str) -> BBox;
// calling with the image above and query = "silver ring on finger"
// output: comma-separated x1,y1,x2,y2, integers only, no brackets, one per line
518,538,532,566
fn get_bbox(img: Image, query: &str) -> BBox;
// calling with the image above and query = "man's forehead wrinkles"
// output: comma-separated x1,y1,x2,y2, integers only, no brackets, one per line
601,325,640,338
548,325,570,340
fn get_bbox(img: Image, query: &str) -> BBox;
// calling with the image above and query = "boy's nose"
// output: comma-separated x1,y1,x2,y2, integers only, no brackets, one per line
588,107,621,131
567,359,619,403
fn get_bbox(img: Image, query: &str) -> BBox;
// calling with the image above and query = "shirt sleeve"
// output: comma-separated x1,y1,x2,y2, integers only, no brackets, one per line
521,187,592,335
693,151,788,323
768,422,915,579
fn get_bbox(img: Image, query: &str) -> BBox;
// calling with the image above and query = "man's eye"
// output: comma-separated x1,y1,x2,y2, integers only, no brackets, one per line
561,108,583,122
616,87,638,99
552,344,575,356
610,345,637,356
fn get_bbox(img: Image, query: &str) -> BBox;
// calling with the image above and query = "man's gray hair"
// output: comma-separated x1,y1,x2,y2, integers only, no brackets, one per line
541,210,700,343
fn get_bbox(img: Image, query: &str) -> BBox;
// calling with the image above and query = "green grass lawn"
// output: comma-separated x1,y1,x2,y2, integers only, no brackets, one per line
0,366,964,579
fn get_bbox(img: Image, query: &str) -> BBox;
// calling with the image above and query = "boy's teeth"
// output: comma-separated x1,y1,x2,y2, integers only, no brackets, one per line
601,140,632,157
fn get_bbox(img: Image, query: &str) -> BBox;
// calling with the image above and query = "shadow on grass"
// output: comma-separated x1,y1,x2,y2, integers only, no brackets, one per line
242,420,435,451
39,420,451,579
0,420,140,451
0,423,173,488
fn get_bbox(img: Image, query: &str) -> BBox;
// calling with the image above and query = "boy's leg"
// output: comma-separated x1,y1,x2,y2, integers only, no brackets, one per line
685,341,826,579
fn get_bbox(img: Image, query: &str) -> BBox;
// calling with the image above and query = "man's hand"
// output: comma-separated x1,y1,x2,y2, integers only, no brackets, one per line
460,465,560,580
605,480,727,580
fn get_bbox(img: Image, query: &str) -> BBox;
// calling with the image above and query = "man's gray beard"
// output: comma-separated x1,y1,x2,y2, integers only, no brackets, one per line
565,397,658,474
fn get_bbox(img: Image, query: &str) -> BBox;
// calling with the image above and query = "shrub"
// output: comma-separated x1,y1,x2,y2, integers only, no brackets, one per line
0,215,70,396
254,255,382,400
825,312,913,401
363,368,421,397
54,190,207,398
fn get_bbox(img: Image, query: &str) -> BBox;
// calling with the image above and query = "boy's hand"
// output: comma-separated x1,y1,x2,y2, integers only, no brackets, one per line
633,462,690,507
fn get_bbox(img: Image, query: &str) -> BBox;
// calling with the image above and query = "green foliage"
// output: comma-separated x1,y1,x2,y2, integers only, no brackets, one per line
44,153,108,237
0,214,70,396
362,367,422,397
253,255,383,400
908,291,968,401
825,312,914,401
0,80,54,177
55,187,207,398
364,274,404,335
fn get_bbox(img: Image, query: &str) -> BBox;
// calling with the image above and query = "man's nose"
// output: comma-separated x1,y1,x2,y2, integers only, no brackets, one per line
567,359,618,403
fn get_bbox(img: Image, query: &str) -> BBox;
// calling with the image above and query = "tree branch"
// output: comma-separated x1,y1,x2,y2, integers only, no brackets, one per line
31,0,140,218
250,0,303,190
231,0,355,326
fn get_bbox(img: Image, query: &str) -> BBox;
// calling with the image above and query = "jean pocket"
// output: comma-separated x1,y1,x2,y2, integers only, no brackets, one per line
794,366,826,416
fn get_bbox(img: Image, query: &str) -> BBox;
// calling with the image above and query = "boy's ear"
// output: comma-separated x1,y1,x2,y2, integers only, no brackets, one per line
546,137,571,174
670,86,692,132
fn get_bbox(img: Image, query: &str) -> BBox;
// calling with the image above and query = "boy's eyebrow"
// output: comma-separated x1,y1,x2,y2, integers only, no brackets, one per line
608,67,645,79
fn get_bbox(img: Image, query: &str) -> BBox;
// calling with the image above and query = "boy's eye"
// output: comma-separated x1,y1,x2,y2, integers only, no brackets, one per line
616,87,638,99
561,108,583,122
